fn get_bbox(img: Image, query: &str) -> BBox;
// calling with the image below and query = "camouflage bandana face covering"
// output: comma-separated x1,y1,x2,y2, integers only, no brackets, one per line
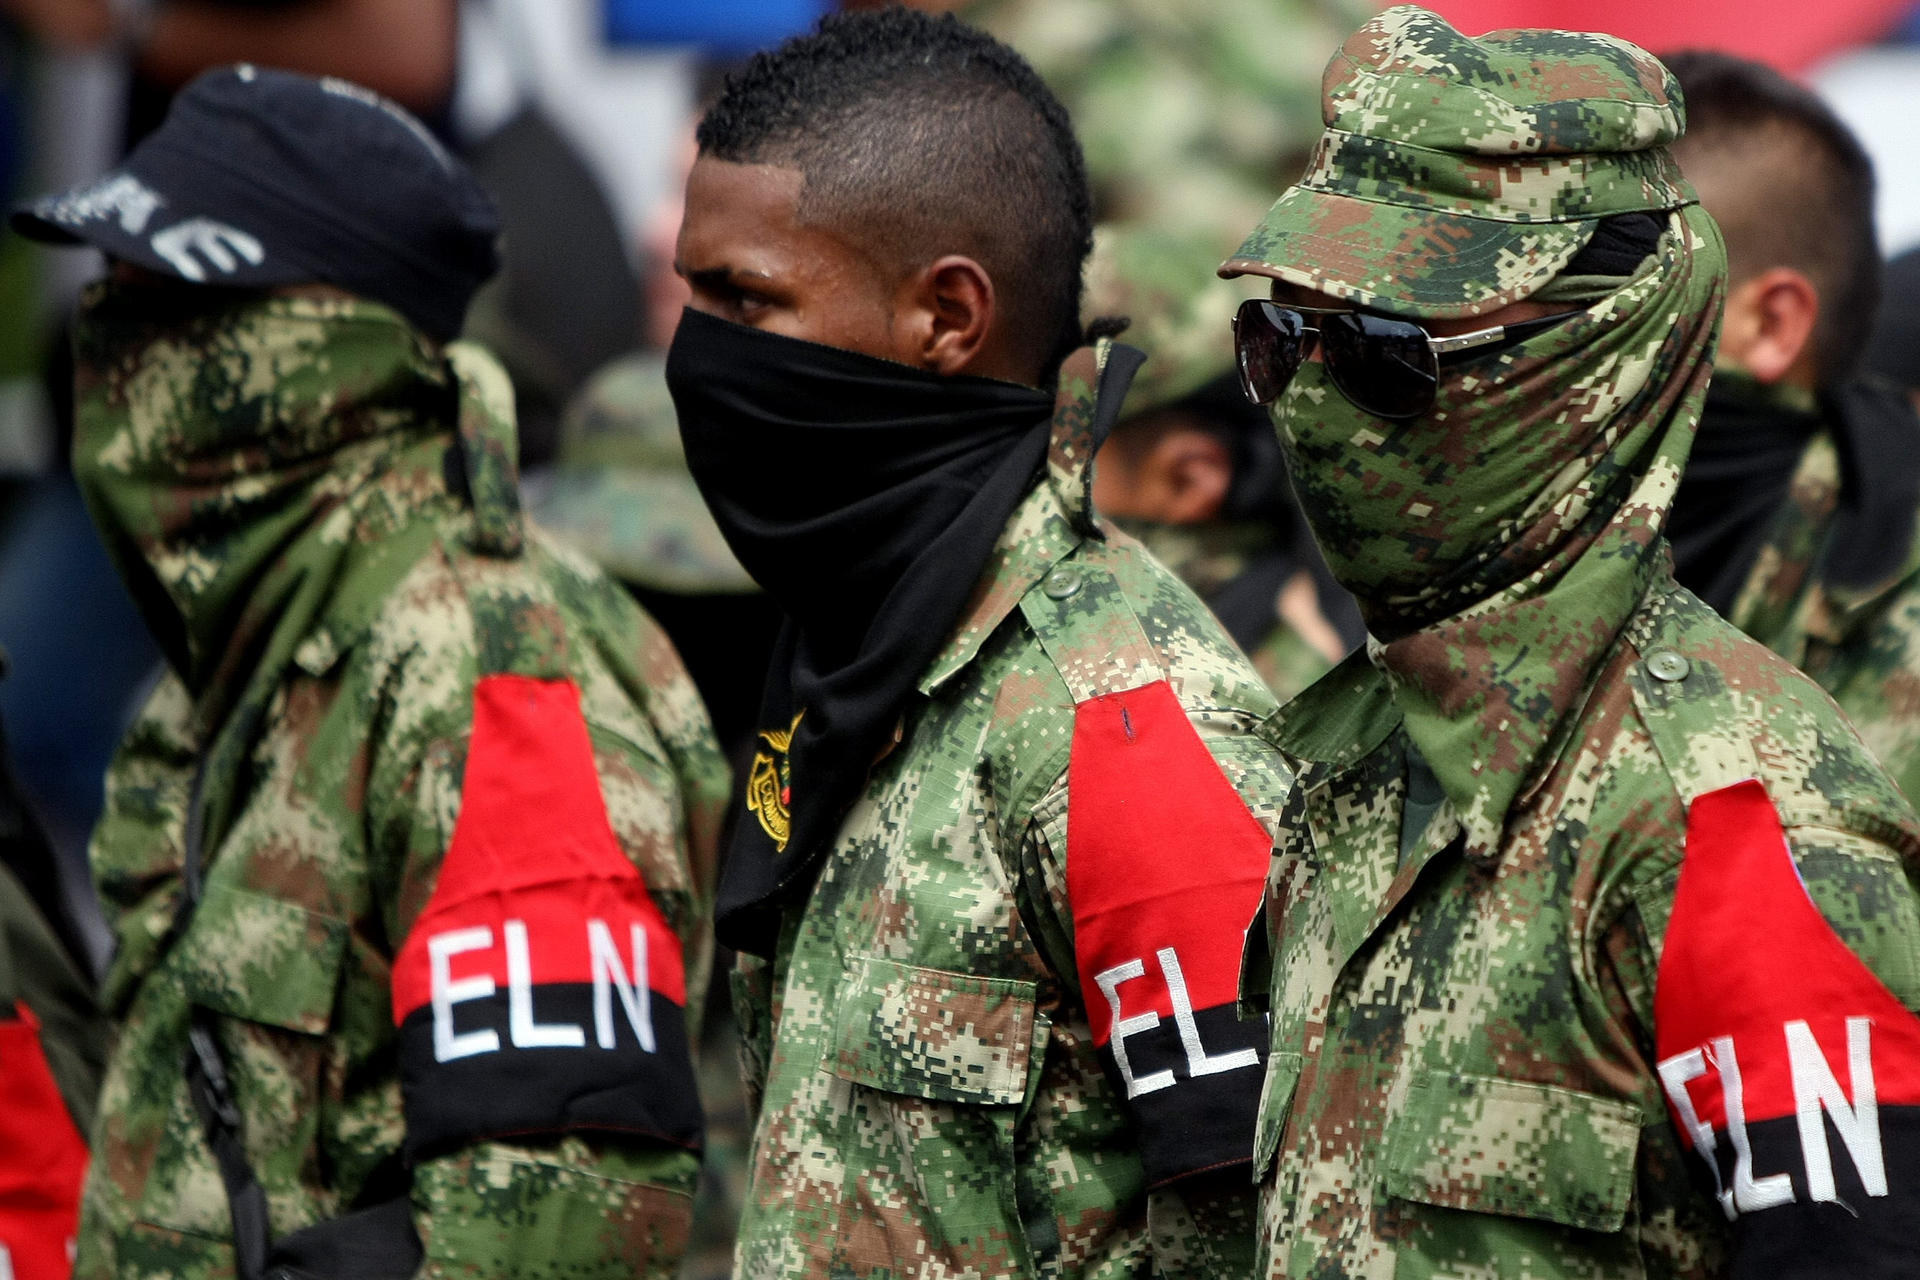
70,282,451,708
1276,206,1727,848
1274,207,1724,638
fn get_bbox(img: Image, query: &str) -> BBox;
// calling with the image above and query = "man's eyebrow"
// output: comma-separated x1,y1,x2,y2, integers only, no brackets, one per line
675,263,774,290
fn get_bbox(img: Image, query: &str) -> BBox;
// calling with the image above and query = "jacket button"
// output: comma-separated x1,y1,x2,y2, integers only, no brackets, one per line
1645,648,1691,682
1043,568,1084,600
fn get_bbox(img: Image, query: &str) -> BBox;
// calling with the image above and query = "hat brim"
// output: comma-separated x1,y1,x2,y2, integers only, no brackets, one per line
10,159,311,289
534,467,757,597
1218,185,1595,320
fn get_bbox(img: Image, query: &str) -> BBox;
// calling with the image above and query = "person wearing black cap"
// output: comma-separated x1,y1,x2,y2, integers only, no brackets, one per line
14,66,727,1280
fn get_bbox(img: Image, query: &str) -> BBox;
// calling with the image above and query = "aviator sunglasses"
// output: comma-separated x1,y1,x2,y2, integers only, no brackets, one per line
1231,298,1576,420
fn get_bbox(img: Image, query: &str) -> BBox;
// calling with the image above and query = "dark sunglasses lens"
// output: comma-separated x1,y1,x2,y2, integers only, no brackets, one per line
1322,312,1438,419
1233,300,1307,405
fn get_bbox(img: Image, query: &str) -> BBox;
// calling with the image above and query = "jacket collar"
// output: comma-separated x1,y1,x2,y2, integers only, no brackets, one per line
919,342,1135,694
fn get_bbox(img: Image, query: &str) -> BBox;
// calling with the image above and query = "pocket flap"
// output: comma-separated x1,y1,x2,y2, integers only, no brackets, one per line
1254,1051,1303,1179
824,955,1040,1106
175,882,348,1035
1383,1072,1641,1232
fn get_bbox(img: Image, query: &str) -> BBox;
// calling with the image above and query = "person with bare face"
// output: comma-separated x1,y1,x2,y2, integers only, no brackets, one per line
664,10,1293,1278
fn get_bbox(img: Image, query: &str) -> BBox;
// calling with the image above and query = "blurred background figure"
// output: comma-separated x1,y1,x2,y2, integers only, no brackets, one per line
961,0,1370,250
1664,50,1920,806
1084,224,1361,698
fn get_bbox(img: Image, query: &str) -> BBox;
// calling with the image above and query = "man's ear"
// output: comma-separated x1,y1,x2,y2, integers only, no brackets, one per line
1142,428,1233,524
1719,267,1820,386
901,255,996,376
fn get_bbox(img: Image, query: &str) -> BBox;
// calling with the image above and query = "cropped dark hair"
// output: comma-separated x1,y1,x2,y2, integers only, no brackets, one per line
1666,50,1880,379
698,7,1094,380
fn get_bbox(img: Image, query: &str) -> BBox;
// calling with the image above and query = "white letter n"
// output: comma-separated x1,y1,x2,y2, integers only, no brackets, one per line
1787,1017,1887,1200
589,920,654,1051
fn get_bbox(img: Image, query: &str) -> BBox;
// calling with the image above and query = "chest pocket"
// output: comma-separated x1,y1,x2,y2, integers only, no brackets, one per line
824,954,1042,1105
175,882,349,1035
1381,1071,1646,1275
816,954,1045,1271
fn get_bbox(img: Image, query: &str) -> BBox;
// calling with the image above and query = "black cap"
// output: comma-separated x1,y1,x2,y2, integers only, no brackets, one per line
12,65,500,341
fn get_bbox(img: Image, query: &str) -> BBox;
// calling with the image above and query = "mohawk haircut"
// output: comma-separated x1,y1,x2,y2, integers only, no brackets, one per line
1666,50,1880,380
697,8,1094,380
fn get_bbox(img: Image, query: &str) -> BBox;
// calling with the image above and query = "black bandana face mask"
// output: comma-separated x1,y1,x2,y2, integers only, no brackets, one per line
665,306,1055,952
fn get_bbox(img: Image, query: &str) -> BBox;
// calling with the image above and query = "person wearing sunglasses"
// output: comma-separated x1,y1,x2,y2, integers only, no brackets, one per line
1225,8,1920,1279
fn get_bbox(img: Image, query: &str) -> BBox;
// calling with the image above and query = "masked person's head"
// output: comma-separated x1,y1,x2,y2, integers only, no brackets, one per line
1214,6,1723,637
1664,52,1878,392
673,7,1093,389
11,66,500,686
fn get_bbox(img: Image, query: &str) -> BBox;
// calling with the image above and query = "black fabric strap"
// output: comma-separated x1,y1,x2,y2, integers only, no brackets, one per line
185,1016,271,1280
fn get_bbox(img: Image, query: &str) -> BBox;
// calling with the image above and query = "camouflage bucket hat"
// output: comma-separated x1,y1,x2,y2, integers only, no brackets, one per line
1219,4,1694,318
535,354,756,595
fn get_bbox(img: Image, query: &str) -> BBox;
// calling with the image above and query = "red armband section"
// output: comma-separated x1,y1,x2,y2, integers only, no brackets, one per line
1655,779,1920,1274
0,1003,87,1276
391,675,701,1157
1066,679,1270,1185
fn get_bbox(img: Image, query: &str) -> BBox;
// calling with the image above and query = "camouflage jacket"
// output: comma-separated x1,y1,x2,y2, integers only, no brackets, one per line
75,312,727,1280
1721,418,1920,809
1243,573,1920,1278
730,347,1294,1279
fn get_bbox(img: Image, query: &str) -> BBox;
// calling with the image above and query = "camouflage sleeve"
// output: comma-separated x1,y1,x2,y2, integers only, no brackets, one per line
381,673,706,1277
1017,695,1278,1277
1606,789,1920,1277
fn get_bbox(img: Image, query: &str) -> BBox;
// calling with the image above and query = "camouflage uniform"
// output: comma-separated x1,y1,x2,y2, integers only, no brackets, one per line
70,294,727,1279
1224,9,1920,1277
731,344,1294,1278
1696,377,1920,809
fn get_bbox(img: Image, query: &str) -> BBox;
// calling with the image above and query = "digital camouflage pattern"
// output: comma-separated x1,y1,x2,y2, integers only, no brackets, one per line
70,293,727,1279
533,353,756,597
1243,581,1920,1279
1220,5,1696,319
1718,404,1920,809
1226,8,1920,1274
731,344,1293,1279
1111,520,1336,703
961,0,1368,249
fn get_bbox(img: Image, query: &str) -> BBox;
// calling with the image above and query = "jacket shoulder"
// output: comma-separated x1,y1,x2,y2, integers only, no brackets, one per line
1017,528,1280,720
1627,581,1918,850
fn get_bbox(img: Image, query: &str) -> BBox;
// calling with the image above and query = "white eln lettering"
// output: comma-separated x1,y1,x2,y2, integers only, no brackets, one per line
429,927,498,1062
1787,1017,1887,1201
1095,958,1174,1098
504,920,586,1049
1658,1046,1732,1218
1158,947,1258,1078
1714,1034,1796,1213
149,218,264,282
589,919,655,1051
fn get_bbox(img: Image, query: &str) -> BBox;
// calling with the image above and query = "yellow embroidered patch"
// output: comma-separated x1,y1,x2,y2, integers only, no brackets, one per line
747,711,803,852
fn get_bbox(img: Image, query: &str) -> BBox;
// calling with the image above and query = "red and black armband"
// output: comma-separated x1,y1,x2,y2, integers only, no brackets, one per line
1067,679,1272,1187
1656,779,1920,1275
390,675,703,1160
